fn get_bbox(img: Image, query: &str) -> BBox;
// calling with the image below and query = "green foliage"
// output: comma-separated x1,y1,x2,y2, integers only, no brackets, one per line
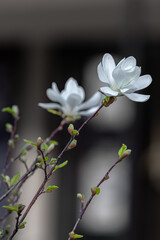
49,158,57,165
23,139,37,147
5,123,12,133
118,144,127,157
1,174,10,187
10,172,21,186
49,140,58,146
46,186,59,192
2,105,19,119
74,234,83,239
19,221,27,229
41,142,48,151
3,205,18,213
53,160,68,172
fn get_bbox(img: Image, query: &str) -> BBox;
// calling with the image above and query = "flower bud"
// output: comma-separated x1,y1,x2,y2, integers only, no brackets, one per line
67,124,74,136
77,193,85,203
104,175,109,181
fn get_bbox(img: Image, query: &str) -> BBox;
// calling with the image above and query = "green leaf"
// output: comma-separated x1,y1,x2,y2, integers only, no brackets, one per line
118,144,127,157
41,142,48,151
24,139,37,147
53,160,68,172
74,234,83,239
19,221,27,229
3,205,18,212
49,158,57,164
49,140,58,146
46,185,59,192
73,129,79,136
2,107,15,115
10,172,21,186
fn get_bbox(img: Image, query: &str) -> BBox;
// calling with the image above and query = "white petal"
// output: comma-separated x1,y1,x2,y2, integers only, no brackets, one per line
38,102,62,110
47,89,65,105
52,82,60,94
120,56,136,71
112,66,141,89
79,106,99,116
124,93,150,102
128,74,152,91
97,63,110,84
67,94,82,109
100,86,119,96
102,53,116,85
77,92,102,111
61,77,85,101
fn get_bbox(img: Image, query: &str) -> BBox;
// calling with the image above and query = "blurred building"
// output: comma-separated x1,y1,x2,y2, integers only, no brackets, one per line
0,0,160,240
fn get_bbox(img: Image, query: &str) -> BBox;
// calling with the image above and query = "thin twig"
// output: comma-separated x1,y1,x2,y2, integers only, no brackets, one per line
68,158,122,239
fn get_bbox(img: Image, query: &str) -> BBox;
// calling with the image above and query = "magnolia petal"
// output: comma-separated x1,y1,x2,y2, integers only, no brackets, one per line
38,102,62,110
124,93,150,102
112,66,141,89
76,92,102,111
52,82,60,94
67,94,82,109
97,63,110,84
102,53,116,86
62,77,85,101
47,89,65,105
79,106,99,116
128,74,152,92
100,86,119,96
120,56,136,71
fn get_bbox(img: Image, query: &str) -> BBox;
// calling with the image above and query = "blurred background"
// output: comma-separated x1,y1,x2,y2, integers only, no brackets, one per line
0,0,160,239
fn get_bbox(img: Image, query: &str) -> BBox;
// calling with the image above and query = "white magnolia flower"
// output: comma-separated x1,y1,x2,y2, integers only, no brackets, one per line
39,77,101,121
97,53,152,102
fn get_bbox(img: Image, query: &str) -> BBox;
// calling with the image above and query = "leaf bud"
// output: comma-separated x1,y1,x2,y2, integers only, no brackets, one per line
5,123,12,133
12,105,19,119
103,96,115,107
69,232,75,239
68,140,77,150
104,175,110,181
77,193,85,203
8,139,15,149
68,124,74,136
47,143,55,153
118,149,131,162
17,204,25,215
37,137,43,149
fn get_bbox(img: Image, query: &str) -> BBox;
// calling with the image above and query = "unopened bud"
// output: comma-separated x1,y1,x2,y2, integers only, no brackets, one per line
18,204,25,215
68,140,77,150
5,123,12,133
37,137,43,149
119,149,131,162
8,139,15,149
47,143,55,153
12,105,19,119
77,193,85,203
91,187,96,196
67,124,74,136
104,175,110,181
69,232,75,239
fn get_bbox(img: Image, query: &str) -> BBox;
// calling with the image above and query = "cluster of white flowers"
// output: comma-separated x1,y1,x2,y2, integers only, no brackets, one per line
39,53,152,121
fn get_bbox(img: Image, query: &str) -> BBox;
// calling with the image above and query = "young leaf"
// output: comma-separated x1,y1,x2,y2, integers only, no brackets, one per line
41,142,48,151
23,139,37,147
3,205,18,212
46,185,59,192
49,140,58,146
74,234,83,239
2,107,15,115
118,144,127,157
53,160,68,172
10,172,21,186
49,158,57,164
19,221,27,229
